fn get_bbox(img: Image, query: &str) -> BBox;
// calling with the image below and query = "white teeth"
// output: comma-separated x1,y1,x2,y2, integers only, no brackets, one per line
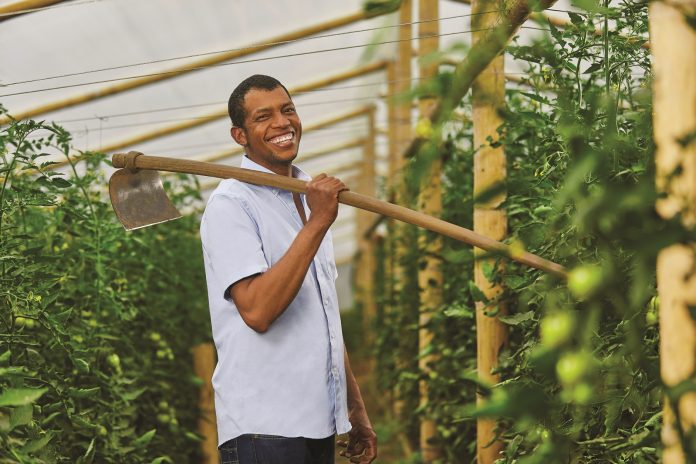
269,133,293,144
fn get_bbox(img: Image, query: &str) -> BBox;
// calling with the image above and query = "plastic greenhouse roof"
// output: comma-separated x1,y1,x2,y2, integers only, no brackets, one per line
0,0,570,262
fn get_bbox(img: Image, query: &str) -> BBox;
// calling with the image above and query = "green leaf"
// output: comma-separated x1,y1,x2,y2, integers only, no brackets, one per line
21,432,54,453
583,62,604,74
71,415,96,429
73,358,90,374
568,11,584,25
503,275,529,290
520,92,550,105
443,306,474,319
133,429,157,448
0,350,10,363
121,387,147,402
78,438,96,464
498,311,535,326
51,177,72,188
68,387,100,398
468,281,489,303
10,405,33,430
50,308,73,323
0,388,48,407
150,457,174,464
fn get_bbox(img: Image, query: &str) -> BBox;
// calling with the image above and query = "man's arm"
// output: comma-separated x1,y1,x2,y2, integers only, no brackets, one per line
229,174,345,333
340,346,377,463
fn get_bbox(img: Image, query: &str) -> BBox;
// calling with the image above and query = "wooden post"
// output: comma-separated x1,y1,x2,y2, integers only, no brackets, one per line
355,107,378,344
192,343,217,464
650,2,696,463
391,0,414,436
0,10,376,124
416,0,441,461
472,0,508,462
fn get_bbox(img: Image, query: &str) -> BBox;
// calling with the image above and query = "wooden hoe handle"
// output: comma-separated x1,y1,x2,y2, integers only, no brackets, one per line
112,152,567,278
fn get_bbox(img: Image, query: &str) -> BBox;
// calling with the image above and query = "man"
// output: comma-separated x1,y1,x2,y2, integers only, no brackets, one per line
200,74,377,464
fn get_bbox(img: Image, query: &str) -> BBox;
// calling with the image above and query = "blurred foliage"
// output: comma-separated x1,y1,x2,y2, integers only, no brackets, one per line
0,118,211,463
373,1,695,463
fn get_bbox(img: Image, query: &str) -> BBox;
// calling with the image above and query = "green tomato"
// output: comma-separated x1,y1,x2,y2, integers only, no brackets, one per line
15,316,33,328
532,427,550,442
646,296,659,326
556,351,592,385
649,295,660,312
415,118,433,138
572,382,594,405
97,425,108,437
540,312,575,347
156,349,167,359
149,332,162,342
533,206,553,216
157,413,171,424
107,354,121,369
73,335,84,343
158,400,169,410
567,265,603,299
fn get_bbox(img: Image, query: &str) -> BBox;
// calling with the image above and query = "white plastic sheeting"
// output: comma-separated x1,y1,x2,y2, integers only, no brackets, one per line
0,0,572,268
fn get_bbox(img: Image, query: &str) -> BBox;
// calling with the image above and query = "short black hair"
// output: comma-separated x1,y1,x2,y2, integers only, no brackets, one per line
228,75,291,128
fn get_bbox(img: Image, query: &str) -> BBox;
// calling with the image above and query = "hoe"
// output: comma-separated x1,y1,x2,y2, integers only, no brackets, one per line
109,151,566,278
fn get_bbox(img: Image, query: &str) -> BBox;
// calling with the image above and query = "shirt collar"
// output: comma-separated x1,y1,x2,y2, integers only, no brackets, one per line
240,156,311,195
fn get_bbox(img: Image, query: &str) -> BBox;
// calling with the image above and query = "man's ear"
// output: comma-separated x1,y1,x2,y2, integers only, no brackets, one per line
231,126,247,146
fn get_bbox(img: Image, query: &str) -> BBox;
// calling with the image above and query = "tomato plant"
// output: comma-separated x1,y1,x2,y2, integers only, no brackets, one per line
0,117,211,462
371,0,695,462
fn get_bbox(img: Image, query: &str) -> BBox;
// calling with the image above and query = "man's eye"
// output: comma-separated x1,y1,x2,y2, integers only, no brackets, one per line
284,107,296,113
256,115,269,121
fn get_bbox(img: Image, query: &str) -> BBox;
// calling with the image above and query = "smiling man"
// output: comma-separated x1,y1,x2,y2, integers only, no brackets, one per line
200,75,377,464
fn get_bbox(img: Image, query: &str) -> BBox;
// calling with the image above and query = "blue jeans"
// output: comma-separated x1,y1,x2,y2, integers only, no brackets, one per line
219,434,335,464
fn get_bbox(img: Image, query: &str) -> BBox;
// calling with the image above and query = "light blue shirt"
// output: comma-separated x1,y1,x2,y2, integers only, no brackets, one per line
200,156,351,446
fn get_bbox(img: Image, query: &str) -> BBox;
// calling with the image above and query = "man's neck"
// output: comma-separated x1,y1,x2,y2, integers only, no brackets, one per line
246,154,292,177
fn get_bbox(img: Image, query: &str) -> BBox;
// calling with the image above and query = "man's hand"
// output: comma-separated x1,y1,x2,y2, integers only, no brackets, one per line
306,173,348,230
337,411,377,463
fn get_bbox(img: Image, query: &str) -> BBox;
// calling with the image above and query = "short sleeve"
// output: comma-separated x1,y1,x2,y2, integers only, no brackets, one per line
200,193,269,300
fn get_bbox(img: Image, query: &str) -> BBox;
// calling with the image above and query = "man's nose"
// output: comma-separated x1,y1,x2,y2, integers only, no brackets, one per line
271,111,291,127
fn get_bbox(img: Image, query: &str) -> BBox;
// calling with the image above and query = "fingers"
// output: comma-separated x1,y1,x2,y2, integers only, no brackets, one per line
308,173,349,194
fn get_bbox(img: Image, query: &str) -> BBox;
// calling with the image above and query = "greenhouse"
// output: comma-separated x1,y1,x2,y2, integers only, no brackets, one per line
1,0,694,462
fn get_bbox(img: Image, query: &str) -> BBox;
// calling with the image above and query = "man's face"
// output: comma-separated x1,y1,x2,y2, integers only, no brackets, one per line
231,86,302,173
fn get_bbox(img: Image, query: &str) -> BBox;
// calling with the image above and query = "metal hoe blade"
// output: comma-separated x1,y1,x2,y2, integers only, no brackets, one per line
109,168,182,230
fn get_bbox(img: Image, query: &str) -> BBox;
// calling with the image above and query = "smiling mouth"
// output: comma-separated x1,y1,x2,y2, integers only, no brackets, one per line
267,132,295,147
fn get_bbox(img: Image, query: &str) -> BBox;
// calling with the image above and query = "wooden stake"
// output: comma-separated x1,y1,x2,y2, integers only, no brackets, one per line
472,0,508,462
192,343,217,464
391,0,414,439
355,106,378,346
650,2,696,463
0,10,375,124
416,0,442,461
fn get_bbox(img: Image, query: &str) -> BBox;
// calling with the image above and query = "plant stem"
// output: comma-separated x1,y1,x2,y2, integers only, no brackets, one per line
65,155,103,313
